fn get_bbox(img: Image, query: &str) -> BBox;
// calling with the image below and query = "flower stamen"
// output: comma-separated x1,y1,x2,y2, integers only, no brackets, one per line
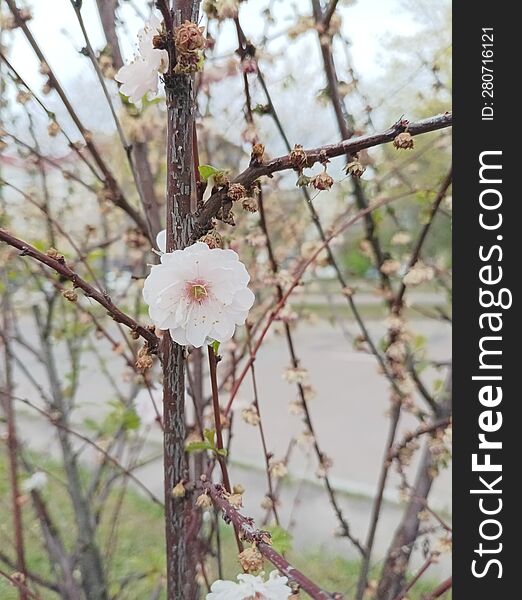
187,279,210,303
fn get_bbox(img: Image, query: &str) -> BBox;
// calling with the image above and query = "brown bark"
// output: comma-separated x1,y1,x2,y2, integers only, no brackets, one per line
376,374,452,599
162,3,201,599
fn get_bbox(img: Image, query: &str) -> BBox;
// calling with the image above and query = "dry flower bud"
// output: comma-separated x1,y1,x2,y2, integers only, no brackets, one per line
312,172,334,191
213,170,230,187
380,258,401,275
62,289,78,303
393,131,414,150
152,34,167,50
174,52,201,74
227,493,243,508
402,261,434,286
269,461,288,479
39,61,51,75
316,455,333,478
98,54,115,78
16,90,31,104
171,481,186,498
391,231,411,246
242,196,258,212
227,183,247,201
251,143,265,163
289,144,308,171
10,571,26,585
241,405,260,426
46,247,64,261
200,230,223,249
282,366,308,384
195,492,213,509
46,121,60,137
345,159,366,178
238,546,263,572
175,21,206,53
233,484,245,495
135,346,154,371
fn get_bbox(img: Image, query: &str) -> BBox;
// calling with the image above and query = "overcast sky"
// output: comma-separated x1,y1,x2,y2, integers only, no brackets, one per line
4,0,417,86
1,0,424,158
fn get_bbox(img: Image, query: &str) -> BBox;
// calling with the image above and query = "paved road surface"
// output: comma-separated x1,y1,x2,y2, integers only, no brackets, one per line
7,318,452,577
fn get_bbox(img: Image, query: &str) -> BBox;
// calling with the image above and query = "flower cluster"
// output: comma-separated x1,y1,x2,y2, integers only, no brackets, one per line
206,571,291,600
115,15,168,106
142,232,255,348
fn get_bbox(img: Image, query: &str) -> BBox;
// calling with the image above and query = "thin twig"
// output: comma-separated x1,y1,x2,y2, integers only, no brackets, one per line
205,482,342,600
193,112,453,237
0,228,159,351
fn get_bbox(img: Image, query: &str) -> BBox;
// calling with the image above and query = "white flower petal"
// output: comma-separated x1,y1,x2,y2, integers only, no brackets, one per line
231,287,256,312
143,242,254,347
115,13,168,107
185,302,213,348
156,229,166,253
206,571,291,600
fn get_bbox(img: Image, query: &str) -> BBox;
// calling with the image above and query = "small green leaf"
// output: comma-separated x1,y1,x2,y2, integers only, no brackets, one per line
186,441,212,454
217,448,228,457
211,340,220,355
83,417,100,431
412,335,427,351
198,165,219,182
204,429,217,449
266,526,293,554
122,409,140,431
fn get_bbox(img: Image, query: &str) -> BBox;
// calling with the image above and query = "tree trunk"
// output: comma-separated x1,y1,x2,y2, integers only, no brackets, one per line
375,443,436,600
162,3,201,598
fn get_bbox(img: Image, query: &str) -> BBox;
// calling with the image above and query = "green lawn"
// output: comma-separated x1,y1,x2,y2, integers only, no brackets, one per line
0,457,450,599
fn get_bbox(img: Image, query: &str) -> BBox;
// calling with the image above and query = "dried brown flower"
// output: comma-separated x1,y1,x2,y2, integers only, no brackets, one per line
312,172,334,191
242,196,258,212
175,21,206,53
289,144,308,171
62,289,78,303
238,546,263,572
393,131,414,150
227,183,247,201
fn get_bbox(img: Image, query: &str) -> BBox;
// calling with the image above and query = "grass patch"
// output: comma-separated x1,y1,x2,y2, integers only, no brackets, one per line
0,456,450,599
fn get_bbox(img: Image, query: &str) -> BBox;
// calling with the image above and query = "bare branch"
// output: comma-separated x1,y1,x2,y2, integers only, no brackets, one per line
0,229,159,351
193,113,452,237
205,482,343,600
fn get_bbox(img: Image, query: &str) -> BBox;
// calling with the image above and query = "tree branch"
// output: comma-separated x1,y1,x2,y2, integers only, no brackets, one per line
322,0,341,30
193,113,452,237
0,229,159,351
204,482,343,599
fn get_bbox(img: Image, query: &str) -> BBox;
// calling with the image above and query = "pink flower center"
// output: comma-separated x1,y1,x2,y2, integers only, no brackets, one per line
185,279,210,304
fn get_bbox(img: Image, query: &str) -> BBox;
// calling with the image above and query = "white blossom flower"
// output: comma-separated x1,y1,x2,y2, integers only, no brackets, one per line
206,571,291,600
156,228,167,253
22,472,48,493
143,236,255,348
115,14,168,106
134,386,163,427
